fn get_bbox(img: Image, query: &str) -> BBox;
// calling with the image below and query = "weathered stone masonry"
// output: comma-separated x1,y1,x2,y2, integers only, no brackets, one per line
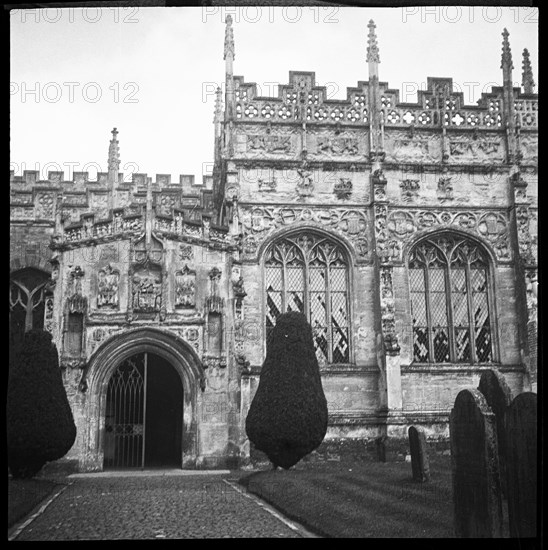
9,19,537,470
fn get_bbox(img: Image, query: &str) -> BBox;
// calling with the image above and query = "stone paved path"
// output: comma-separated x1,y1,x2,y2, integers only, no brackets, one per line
11,472,312,540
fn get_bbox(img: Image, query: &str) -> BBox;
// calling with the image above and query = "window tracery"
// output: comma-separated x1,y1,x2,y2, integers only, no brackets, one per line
265,233,350,365
409,235,494,364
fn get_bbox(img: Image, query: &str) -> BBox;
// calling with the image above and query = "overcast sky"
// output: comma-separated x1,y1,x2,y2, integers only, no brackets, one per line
10,6,538,183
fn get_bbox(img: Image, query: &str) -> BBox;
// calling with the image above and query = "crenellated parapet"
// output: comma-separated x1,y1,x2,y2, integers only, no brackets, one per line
10,169,215,225
229,73,537,132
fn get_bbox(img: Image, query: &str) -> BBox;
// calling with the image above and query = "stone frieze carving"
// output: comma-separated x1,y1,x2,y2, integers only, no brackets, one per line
448,135,504,163
316,136,358,156
384,131,439,163
247,134,293,154
519,135,538,163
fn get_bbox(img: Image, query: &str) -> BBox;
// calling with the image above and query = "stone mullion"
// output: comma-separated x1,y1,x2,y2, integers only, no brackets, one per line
464,260,478,364
303,257,310,324
424,263,435,363
324,260,333,364
444,262,457,364
281,259,287,314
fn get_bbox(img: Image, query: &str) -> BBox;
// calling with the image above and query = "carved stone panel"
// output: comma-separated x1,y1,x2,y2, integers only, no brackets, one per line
447,134,505,164
384,130,440,163
97,264,120,308
520,134,538,163
35,193,55,218
131,266,162,313
174,264,196,308
306,129,365,160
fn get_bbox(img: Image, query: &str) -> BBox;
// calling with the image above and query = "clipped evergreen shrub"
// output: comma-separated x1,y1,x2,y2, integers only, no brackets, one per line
246,311,328,469
7,329,77,478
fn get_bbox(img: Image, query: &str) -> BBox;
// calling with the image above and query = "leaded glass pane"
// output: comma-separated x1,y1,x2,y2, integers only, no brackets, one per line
473,293,489,327
286,265,304,292
430,293,448,325
429,268,446,291
475,324,492,362
313,325,329,365
455,328,471,362
266,266,282,291
451,268,466,293
309,265,326,291
329,266,347,292
413,327,429,362
470,268,487,292
433,326,450,362
409,268,425,292
330,292,348,328
310,292,327,326
332,327,349,363
452,291,469,327
286,266,305,313
266,265,283,343
410,290,427,326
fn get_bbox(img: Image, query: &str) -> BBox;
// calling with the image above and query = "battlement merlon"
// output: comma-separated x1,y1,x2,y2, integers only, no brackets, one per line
9,171,212,190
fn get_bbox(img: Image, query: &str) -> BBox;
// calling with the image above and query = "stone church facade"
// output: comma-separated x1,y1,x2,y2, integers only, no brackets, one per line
9,19,537,471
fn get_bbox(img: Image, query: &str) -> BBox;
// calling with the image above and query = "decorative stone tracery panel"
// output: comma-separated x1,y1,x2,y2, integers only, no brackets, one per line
380,209,510,262
240,206,369,261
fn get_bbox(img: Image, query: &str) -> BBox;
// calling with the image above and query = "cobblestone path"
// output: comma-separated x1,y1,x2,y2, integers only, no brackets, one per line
12,473,308,539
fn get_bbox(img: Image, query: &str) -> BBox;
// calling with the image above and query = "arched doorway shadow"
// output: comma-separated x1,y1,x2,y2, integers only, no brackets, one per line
82,328,205,471
103,352,184,469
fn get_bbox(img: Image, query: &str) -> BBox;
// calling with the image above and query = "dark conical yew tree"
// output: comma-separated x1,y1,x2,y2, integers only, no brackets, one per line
7,329,77,478
246,312,328,469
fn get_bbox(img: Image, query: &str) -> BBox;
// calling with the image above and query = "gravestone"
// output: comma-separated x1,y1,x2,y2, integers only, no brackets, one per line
505,392,537,538
375,435,387,462
478,369,513,496
450,389,503,538
408,426,430,482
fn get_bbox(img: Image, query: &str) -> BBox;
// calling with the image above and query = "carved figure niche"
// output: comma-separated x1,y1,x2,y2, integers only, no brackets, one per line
63,266,87,358
175,265,196,308
132,266,162,313
208,313,223,357
206,267,224,357
130,234,164,315
65,312,84,356
97,264,120,308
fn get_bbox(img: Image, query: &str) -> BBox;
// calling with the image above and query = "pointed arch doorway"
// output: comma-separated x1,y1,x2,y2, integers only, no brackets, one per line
103,352,184,469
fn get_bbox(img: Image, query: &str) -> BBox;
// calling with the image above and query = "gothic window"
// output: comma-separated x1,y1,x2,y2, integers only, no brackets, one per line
9,268,49,347
265,233,350,365
409,235,494,364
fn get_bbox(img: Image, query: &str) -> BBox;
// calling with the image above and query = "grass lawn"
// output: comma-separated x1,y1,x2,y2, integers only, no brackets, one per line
8,477,62,529
240,455,510,538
